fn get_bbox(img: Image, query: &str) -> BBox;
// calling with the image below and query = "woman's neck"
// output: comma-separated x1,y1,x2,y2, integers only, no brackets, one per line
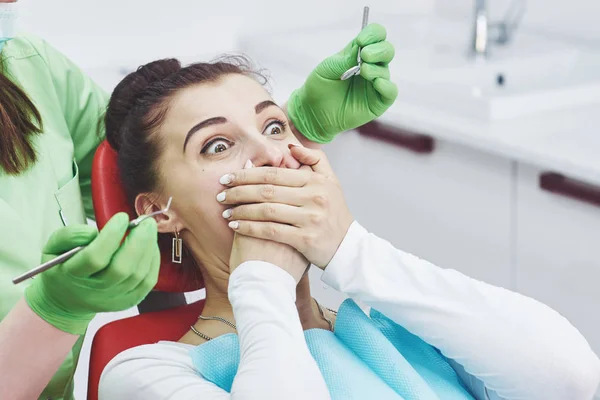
295,275,332,331
179,271,333,345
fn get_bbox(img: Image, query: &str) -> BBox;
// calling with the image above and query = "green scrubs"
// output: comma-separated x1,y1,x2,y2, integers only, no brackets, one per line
0,34,108,399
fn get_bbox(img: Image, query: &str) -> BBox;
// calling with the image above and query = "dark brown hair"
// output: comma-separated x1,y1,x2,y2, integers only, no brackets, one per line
0,64,43,175
105,56,267,204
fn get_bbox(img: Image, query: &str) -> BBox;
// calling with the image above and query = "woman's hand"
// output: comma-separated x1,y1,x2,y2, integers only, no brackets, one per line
218,147,354,268
228,161,310,283
230,233,310,283
24,213,160,335
287,23,397,144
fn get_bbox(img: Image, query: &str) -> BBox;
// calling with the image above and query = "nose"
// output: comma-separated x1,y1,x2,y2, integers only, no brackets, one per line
252,140,284,167
248,136,300,169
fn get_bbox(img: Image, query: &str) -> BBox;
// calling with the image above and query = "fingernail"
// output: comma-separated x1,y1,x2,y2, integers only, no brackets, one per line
228,221,239,229
216,191,226,202
288,143,300,149
219,174,233,185
222,208,232,219
244,159,254,169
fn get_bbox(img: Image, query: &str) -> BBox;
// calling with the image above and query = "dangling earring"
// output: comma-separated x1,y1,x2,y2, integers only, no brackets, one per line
172,228,182,264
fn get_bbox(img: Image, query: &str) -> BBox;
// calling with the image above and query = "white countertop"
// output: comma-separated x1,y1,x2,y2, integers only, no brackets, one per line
381,99,600,186
238,14,600,185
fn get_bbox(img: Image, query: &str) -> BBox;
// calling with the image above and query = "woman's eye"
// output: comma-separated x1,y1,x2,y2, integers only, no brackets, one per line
263,120,286,136
202,139,232,155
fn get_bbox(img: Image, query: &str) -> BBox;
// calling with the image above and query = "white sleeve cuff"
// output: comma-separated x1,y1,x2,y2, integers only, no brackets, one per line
321,221,367,289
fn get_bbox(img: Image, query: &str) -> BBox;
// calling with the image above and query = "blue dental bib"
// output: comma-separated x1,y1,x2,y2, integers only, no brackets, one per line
190,299,475,400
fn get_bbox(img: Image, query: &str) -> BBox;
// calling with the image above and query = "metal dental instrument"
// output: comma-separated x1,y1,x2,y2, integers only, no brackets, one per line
12,197,173,285
128,196,172,228
341,6,370,81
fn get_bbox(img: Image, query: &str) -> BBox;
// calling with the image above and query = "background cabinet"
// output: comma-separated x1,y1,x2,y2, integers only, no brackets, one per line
515,163,600,355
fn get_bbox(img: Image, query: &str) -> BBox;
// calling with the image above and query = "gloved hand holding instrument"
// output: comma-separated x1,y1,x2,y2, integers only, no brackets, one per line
287,6,398,144
18,204,169,335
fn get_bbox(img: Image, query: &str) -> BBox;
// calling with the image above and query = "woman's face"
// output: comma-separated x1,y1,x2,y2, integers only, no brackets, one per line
143,73,302,269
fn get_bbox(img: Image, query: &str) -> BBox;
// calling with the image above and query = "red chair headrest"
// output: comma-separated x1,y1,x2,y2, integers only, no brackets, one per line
86,299,206,400
91,140,204,292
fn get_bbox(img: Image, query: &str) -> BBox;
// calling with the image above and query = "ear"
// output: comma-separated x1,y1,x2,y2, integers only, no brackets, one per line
135,193,182,234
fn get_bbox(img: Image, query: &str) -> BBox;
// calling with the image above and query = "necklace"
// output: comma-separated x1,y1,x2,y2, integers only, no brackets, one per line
189,314,236,342
190,300,336,341
315,299,335,332
189,325,213,341
198,314,237,329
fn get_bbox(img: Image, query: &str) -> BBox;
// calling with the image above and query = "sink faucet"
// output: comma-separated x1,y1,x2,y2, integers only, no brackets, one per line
471,0,489,57
470,0,527,59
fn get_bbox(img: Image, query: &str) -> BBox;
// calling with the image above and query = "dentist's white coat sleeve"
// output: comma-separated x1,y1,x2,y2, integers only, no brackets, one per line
321,222,600,400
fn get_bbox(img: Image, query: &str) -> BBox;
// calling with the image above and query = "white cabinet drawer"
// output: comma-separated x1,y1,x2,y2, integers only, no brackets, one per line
324,122,513,289
515,163,600,354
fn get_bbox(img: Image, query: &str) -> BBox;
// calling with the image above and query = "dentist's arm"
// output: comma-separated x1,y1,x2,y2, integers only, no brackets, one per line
0,299,79,400
0,214,160,400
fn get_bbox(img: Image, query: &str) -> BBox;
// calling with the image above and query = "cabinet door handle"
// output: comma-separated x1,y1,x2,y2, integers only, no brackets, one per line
540,172,600,207
356,121,435,154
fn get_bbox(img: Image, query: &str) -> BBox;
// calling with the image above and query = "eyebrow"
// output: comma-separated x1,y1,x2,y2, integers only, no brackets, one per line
255,100,280,114
183,117,227,151
182,100,282,152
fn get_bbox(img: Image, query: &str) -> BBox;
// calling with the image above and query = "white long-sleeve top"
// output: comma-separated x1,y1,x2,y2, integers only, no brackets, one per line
99,221,600,400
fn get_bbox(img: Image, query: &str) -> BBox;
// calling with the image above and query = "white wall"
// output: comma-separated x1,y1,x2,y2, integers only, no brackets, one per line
19,0,600,72
18,0,434,70
437,0,600,45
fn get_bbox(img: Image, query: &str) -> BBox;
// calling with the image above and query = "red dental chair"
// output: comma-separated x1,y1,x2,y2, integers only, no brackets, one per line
87,140,206,400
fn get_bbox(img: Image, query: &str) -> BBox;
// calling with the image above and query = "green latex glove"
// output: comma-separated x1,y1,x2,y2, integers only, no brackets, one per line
288,23,398,144
25,212,160,335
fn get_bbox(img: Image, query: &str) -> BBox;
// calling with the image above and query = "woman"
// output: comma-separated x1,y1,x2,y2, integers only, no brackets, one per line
98,54,599,399
0,0,397,396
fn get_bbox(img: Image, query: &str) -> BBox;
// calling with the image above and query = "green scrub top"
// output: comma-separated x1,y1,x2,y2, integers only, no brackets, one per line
0,35,108,399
